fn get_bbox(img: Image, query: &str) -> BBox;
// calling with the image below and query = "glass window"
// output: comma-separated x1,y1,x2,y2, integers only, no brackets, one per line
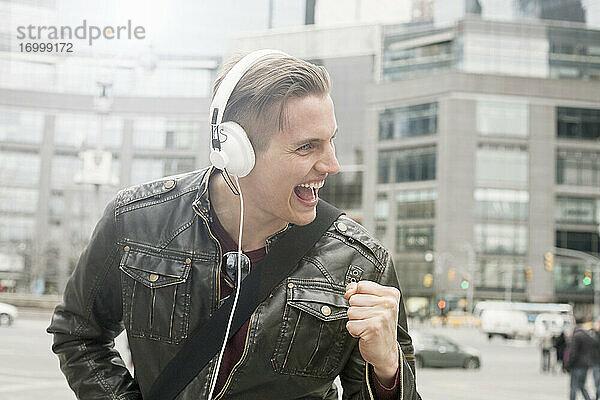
393,259,433,290
476,144,528,185
378,103,437,140
318,171,362,210
556,230,600,254
557,107,600,141
131,159,164,185
461,32,549,78
378,152,393,184
548,27,600,81
476,258,526,290
0,216,35,242
0,188,38,213
133,118,203,150
382,34,456,80
131,157,195,185
54,114,100,147
49,193,64,216
131,67,213,97
0,151,40,184
51,155,83,186
375,224,387,241
554,261,594,294
474,189,528,221
396,189,436,219
474,224,528,255
132,118,167,149
0,109,44,143
381,146,436,183
396,225,434,252
477,100,528,137
555,197,599,224
556,150,600,187
165,120,202,150
375,194,389,221
0,59,55,91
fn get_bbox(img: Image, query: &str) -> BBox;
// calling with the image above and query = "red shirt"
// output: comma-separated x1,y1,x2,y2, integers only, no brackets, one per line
210,207,399,398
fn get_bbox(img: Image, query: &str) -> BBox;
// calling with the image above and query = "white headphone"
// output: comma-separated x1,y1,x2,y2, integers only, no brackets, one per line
209,49,289,178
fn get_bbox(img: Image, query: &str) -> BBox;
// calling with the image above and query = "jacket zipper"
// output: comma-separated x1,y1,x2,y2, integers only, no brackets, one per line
213,310,257,400
193,204,223,307
193,204,226,398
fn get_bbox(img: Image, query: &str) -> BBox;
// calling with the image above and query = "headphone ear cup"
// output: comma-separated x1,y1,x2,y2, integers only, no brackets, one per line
212,121,255,177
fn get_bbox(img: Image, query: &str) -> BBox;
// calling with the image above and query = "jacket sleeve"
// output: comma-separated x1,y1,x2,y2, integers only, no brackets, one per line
46,200,142,400
339,255,421,400
565,331,580,371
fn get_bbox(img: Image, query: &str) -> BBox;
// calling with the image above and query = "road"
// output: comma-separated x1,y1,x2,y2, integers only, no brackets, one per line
0,313,593,400
414,323,576,400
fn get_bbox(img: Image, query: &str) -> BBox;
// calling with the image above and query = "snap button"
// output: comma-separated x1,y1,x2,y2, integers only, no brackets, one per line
149,273,159,282
337,222,347,232
163,180,175,189
287,283,295,289
123,246,130,252
321,305,332,316
185,258,191,265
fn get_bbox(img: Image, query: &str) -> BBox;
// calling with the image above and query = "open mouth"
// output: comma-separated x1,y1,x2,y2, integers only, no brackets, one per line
293,180,324,206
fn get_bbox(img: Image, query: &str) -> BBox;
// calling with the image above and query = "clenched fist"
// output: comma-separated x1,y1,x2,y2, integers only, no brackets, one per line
345,280,400,386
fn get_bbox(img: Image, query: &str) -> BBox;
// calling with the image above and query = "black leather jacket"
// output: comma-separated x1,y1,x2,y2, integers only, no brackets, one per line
47,167,420,400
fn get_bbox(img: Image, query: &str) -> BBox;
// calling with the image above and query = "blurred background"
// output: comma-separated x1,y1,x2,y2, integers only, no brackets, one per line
0,0,599,399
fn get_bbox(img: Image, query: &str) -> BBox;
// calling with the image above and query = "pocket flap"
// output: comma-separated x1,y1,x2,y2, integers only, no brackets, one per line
120,250,190,288
287,282,349,322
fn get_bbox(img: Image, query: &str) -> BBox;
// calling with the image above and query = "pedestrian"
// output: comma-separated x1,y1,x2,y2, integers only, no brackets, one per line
554,330,567,373
47,50,421,399
590,321,600,400
541,330,554,372
565,317,595,400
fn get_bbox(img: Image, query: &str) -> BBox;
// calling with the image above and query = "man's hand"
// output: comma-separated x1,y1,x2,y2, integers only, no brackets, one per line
345,280,400,386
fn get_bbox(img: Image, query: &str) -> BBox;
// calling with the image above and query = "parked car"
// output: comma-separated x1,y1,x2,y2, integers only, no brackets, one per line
0,302,18,326
481,309,531,340
412,331,481,369
430,311,481,328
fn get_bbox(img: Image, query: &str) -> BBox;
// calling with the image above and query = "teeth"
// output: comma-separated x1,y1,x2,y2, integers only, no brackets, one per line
297,180,324,189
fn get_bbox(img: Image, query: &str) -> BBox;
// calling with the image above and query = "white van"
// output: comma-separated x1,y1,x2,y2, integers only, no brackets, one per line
533,313,574,340
481,309,531,340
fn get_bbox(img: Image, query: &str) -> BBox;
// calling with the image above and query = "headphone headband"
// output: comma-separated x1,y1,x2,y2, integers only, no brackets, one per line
209,49,289,127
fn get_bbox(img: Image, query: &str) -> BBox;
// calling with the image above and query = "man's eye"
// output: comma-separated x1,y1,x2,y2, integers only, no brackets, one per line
297,143,313,151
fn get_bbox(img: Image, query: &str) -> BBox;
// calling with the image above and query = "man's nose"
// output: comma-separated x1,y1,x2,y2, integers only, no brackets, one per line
315,143,340,175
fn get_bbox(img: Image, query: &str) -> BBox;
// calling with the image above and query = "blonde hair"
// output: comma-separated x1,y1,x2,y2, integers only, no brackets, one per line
212,52,331,152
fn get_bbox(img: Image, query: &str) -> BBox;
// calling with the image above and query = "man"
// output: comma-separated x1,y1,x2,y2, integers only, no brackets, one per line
590,321,600,400
47,51,421,399
565,318,595,400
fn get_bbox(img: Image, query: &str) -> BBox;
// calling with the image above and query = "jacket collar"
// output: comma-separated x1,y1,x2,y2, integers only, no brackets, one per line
191,166,215,221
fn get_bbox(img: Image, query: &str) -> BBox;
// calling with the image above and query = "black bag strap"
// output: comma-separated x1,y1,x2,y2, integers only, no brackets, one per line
146,200,343,400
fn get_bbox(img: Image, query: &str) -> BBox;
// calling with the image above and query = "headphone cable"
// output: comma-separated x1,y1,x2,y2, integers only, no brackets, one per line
207,175,244,400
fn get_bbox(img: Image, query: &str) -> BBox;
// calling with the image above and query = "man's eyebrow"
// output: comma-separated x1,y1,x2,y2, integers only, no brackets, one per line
292,128,338,147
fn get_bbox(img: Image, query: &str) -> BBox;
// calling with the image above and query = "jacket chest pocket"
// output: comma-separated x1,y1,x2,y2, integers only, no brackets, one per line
120,248,192,344
271,280,350,378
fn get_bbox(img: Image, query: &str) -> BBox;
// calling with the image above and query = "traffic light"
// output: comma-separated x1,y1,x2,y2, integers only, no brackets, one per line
583,270,592,286
544,252,554,272
525,267,533,281
448,268,456,281
460,276,470,290
423,273,433,288
437,300,446,310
